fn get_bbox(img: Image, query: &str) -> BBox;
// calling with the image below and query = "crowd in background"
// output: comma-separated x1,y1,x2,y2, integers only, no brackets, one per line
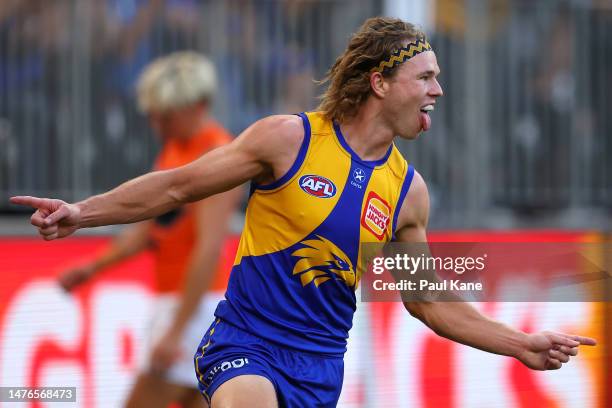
1,0,611,227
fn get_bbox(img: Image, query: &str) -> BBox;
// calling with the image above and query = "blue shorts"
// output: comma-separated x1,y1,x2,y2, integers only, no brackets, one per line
193,319,344,407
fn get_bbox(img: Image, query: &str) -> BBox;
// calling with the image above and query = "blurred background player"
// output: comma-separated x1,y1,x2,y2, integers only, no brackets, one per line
58,51,240,408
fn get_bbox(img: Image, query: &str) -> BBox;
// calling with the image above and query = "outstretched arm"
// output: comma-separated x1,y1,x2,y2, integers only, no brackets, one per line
10,115,304,240
394,171,596,370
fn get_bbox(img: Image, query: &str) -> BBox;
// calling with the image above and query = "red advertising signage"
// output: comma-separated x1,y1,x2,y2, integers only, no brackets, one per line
0,232,607,407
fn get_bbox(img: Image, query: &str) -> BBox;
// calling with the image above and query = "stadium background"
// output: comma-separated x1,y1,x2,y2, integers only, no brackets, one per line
0,0,610,407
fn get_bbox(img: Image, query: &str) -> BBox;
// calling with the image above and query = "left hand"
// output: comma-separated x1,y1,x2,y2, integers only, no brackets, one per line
150,329,183,375
517,331,596,370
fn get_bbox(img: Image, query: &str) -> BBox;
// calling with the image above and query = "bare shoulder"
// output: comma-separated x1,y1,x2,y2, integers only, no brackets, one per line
259,114,304,141
235,114,305,184
396,170,430,232
237,114,304,151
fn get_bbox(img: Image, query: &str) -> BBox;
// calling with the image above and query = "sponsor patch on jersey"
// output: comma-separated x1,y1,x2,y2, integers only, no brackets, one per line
361,191,391,240
299,175,337,198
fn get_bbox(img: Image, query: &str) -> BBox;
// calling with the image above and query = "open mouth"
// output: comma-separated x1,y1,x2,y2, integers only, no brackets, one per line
420,104,434,113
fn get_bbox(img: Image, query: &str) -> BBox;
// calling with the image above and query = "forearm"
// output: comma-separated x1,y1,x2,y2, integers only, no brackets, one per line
91,222,151,272
405,301,528,358
169,189,239,334
169,243,220,334
77,169,188,228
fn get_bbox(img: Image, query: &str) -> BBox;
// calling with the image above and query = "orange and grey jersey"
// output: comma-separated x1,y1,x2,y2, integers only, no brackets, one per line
214,111,415,356
150,122,233,293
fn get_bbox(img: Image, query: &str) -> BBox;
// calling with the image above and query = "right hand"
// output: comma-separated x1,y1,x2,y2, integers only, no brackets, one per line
58,264,96,292
9,196,81,240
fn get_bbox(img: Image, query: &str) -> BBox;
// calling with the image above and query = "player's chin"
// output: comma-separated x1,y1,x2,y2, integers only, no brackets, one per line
397,128,422,140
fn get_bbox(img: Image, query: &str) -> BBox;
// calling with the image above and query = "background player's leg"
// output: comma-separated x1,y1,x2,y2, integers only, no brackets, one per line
211,375,278,408
125,372,202,408
182,389,209,408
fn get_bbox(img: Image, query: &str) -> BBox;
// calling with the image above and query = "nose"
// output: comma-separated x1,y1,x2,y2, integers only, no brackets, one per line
430,78,444,97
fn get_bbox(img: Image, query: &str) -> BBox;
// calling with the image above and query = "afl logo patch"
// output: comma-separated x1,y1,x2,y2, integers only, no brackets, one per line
299,175,337,198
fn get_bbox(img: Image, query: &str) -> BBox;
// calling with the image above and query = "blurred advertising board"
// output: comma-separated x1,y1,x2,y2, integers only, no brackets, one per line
0,232,608,407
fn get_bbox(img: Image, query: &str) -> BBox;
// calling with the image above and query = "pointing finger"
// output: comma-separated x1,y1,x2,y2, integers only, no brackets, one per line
10,196,45,209
552,332,597,346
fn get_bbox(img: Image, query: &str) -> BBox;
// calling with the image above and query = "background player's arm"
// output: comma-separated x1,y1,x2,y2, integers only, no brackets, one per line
151,187,241,371
58,221,152,291
11,115,304,239
394,171,595,370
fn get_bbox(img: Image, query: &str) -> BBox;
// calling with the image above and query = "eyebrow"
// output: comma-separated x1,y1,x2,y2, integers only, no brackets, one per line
418,70,439,77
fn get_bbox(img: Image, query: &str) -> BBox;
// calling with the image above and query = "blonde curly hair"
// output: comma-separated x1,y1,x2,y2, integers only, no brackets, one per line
137,51,217,114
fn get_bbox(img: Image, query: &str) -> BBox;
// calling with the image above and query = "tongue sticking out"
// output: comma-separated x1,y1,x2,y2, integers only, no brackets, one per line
419,112,431,132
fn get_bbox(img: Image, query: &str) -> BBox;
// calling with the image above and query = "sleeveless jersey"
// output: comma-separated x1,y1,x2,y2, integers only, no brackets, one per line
215,112,415,355
150,121,233,293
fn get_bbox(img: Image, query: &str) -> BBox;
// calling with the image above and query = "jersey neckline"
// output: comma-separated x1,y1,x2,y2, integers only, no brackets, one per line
332,121,393,168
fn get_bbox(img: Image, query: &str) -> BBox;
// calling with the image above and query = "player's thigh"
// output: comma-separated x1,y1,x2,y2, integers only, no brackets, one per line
125,372,195,408
211,375,278,408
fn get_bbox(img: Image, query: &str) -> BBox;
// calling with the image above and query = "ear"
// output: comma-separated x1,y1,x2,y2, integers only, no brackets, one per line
370,71,388,98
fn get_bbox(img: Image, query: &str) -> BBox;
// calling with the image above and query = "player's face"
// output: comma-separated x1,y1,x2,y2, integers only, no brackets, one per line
148,104,205,141
383,51,443,139
148,110,185,141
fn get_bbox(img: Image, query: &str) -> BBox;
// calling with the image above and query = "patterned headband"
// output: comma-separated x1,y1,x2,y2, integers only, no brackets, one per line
371,38,433,73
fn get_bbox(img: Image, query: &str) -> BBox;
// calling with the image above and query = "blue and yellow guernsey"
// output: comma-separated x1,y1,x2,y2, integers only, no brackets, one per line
214,111,415,356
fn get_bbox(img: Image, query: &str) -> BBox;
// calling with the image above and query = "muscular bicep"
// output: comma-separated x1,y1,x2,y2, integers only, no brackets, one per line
394,170,430,243
176,139,264,201
171,115,304,203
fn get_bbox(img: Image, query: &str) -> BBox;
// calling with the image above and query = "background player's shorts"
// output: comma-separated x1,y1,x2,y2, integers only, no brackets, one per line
138,291,224,387
194,319,344,407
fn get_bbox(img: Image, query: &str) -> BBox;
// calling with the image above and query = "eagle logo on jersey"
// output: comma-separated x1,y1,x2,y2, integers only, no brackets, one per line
291,235,355,287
